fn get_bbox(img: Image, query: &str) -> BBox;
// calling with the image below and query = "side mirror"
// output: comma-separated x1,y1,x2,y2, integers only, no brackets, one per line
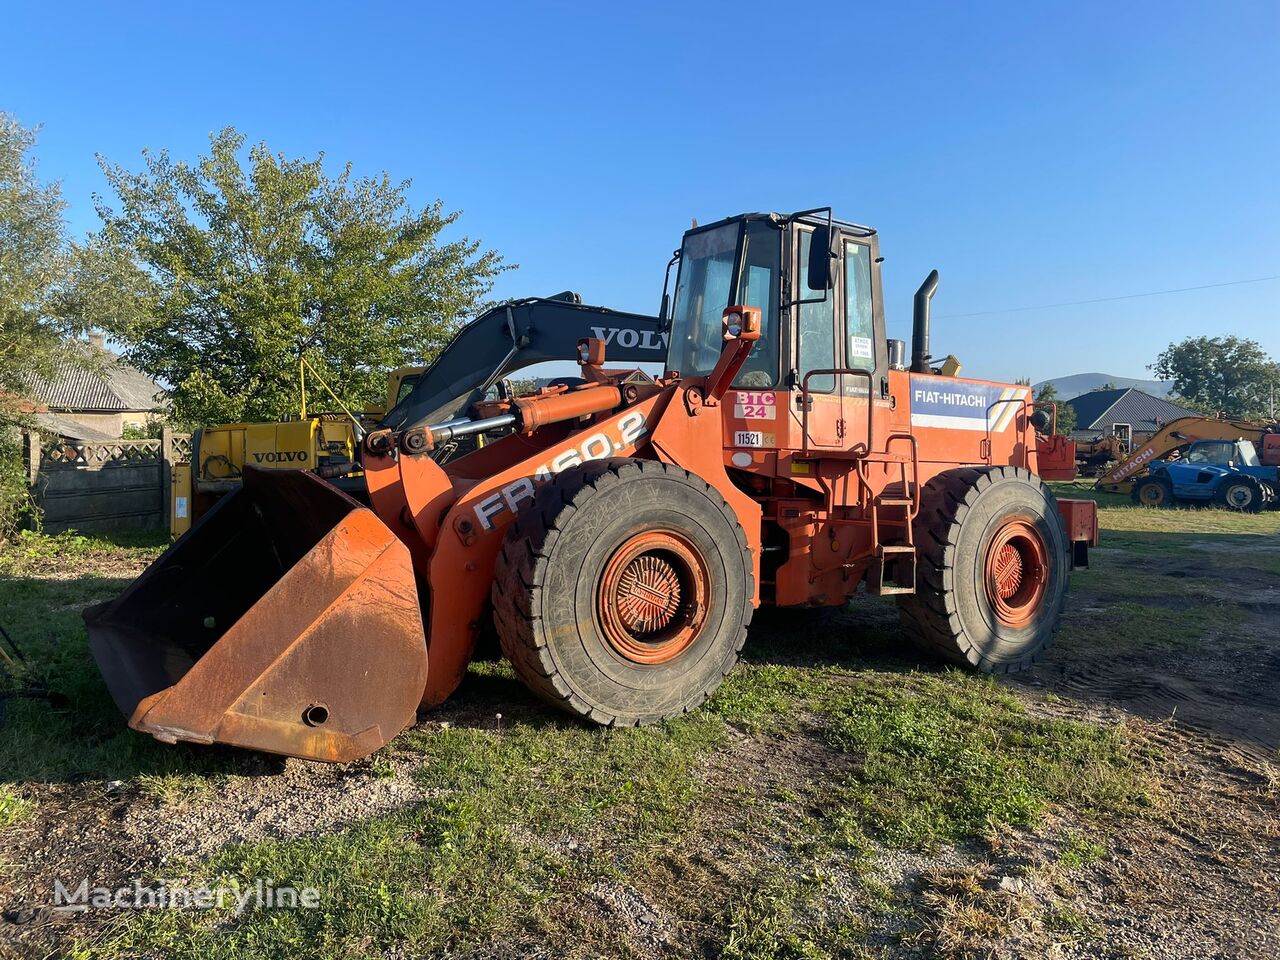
657,291,670,325
807,224,833,291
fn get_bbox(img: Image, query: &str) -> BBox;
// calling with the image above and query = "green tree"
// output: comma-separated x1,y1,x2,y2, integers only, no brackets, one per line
1151,336,1280,419
0,114,98,534
87,128,509,426
1034,382,1076,435
1090,381,1118,392
0,115,90,402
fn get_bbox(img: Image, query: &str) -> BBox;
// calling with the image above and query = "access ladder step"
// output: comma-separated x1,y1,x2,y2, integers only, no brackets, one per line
875,497,914,507
877,544,915,554
868,550,917,596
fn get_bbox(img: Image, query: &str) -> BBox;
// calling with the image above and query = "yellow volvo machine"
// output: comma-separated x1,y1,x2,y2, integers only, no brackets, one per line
170,367,422,536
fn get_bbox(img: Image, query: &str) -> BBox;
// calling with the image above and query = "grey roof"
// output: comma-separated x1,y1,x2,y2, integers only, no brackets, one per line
27,353,164,413
1066,387,1193,433
30,411,117,442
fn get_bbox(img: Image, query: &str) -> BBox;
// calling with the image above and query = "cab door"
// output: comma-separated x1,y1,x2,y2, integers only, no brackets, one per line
794,225,845,449
838,235,880,456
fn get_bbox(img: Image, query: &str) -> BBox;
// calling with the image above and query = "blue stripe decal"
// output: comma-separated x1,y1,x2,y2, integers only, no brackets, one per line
909,376,1024,432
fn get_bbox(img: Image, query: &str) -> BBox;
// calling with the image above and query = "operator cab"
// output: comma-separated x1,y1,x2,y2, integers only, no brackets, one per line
1182,439,1260,468
664,211,887,401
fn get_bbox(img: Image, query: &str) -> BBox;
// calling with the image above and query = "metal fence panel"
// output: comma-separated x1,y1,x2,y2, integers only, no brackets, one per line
24,430,190,535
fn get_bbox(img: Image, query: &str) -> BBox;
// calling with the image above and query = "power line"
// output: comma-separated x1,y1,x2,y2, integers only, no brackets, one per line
934,274,1280,320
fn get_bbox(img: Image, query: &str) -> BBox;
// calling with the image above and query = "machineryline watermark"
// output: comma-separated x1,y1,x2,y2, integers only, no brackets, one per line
51,878,320,914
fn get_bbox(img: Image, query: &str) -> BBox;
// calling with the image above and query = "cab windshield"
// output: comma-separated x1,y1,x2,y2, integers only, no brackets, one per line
1185,441,1259,466
395,375,420,406
666,220,780,387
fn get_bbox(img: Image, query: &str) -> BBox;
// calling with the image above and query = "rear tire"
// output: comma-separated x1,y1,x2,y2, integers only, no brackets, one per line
1215,475,1265,513
897,466,1069,673
1132,474,1173,508
492,459,753,725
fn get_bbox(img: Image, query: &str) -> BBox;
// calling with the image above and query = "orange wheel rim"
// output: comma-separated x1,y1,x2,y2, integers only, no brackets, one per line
983,518,1049,628
598,530,709,664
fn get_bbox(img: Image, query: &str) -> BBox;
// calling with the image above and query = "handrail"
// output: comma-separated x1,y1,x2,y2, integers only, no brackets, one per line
300,356,367,440
883,432,922,520
984,396,1033,466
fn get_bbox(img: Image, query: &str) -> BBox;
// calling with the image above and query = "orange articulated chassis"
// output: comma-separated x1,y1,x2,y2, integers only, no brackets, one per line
719,364,1039,608
84,209,1098,765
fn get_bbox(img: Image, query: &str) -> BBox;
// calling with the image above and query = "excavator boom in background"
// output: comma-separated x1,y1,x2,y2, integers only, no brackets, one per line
1097,414,1280,494
86,209,1098,763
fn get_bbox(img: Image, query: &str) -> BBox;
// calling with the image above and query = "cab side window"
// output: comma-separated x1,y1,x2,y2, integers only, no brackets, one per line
796,229,836,393
844,241,874,371
732,223,782,388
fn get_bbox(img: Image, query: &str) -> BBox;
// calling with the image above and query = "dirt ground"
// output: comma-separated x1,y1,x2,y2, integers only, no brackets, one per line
1031,536,1280,762
1,509,1278,959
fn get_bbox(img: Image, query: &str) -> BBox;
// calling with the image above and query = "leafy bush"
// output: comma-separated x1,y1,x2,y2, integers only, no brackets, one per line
0,428,33,540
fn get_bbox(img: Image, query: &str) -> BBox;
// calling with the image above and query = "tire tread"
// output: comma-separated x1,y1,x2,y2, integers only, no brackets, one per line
492,458,753,725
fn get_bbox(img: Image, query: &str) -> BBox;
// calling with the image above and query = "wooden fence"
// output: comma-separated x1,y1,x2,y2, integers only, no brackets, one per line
22,429,190,535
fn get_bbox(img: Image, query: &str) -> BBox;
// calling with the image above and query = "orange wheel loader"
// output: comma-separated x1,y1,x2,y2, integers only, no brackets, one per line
84,210,1099,763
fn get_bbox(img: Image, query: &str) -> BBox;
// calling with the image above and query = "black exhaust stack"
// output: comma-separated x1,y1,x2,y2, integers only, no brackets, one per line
911,269,940,374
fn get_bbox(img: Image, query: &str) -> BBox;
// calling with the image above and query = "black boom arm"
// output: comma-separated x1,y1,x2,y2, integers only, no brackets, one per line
380,294,666,433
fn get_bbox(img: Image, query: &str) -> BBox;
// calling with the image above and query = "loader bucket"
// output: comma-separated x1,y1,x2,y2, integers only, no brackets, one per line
84,468,428,763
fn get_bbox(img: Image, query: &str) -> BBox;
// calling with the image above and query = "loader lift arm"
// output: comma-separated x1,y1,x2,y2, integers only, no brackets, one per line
380,294,667,434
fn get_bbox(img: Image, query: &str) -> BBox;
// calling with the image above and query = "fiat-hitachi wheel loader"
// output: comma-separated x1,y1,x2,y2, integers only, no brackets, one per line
85,210,1098,763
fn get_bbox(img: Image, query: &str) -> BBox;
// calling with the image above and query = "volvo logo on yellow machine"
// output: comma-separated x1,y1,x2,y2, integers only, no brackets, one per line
252,450,309,464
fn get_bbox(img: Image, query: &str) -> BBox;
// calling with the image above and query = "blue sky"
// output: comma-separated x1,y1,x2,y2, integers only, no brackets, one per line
4,1,1277,383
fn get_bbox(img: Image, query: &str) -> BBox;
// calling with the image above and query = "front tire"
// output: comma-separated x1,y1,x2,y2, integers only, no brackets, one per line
1132,474,1173,508
897,466,1069,673
492,459,753,725
1215,475,1265,513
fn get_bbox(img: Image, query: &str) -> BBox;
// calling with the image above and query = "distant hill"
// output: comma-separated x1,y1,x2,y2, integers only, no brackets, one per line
1031,372,1174,400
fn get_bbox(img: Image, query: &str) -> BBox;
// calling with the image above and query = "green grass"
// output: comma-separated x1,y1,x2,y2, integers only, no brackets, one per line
820,674,1148,849
1098,601,1243,650
1043,484,1271,656
44,653,1149,958
0,512,1228,959
92,711,727,959
1048,481,1280,537
0,531,245,796
0,784,33,827
711,659,1151,849
716,876,869,960
0,528,169,575
1057,833,1105,870
0,568,240,785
